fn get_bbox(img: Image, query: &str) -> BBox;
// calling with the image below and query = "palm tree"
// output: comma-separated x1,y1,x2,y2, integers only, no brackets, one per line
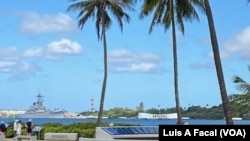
203,0,233,125
139,0,204,125
229,65,250,113
229,93,250,115
66,0,135,126
233,66,250,94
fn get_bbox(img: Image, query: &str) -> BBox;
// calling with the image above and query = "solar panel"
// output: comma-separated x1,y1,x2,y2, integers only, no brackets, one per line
101,126,158,135
102,127,118,135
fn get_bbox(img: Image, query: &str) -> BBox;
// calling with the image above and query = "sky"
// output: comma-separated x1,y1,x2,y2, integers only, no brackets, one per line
0,0,250,113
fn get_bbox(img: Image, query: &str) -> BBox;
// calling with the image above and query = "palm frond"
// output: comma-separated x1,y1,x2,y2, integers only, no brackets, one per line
230,65,250,113
192,0,206,13
95,7,102,39
140,0,204,34
149,0,167,33
66,0,97,29
67,0,134,40
139,0,158,19
108,0,133,32
162,0,171,32
229,94,250,113
175,0,201,35
233,75,250,93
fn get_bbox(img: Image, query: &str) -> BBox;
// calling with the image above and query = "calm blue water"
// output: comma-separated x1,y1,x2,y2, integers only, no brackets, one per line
1,118,250,126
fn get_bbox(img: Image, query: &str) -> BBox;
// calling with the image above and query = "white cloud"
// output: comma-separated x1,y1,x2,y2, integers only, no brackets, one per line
20,12,76,35
23,47,44,58
46,38,83,55
209,26,250,60
0,51,54,81
109,49,163,63
23,38,84,60
108,49,166,73
16,62,40,72
0,47,20,61
6,63,42,82
0,59,41,74
0,47,20,73
0,38,83,81
0,61,17,72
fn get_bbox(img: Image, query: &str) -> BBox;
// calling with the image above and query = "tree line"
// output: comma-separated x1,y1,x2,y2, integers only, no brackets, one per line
80,102,250,120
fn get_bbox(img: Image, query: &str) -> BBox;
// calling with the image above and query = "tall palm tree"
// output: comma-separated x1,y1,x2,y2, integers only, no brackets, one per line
67,0,135,126
203,0,233,125
139,0,204,125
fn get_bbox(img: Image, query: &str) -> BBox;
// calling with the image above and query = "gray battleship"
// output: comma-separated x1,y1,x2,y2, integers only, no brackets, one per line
15,93,66,118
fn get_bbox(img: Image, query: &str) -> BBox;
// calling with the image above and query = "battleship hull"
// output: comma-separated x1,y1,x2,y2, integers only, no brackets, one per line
15,111,65,119
17,93,67,119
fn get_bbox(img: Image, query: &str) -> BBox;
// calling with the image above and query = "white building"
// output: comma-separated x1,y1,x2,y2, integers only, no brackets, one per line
138,112,178,119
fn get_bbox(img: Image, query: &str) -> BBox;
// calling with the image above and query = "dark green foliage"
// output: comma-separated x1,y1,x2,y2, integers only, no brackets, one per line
5,122,137,139
79,104,247,119
182,105,224,119
38,122,97,139
228,65,250,117
5,122,14,137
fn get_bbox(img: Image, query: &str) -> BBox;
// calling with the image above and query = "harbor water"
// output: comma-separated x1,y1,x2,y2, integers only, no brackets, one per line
1,118,250,126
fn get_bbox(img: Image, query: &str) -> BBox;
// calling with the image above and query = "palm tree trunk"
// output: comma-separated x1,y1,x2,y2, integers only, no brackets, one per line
171,0,182,125
204,0,233,125
96,29,108,127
